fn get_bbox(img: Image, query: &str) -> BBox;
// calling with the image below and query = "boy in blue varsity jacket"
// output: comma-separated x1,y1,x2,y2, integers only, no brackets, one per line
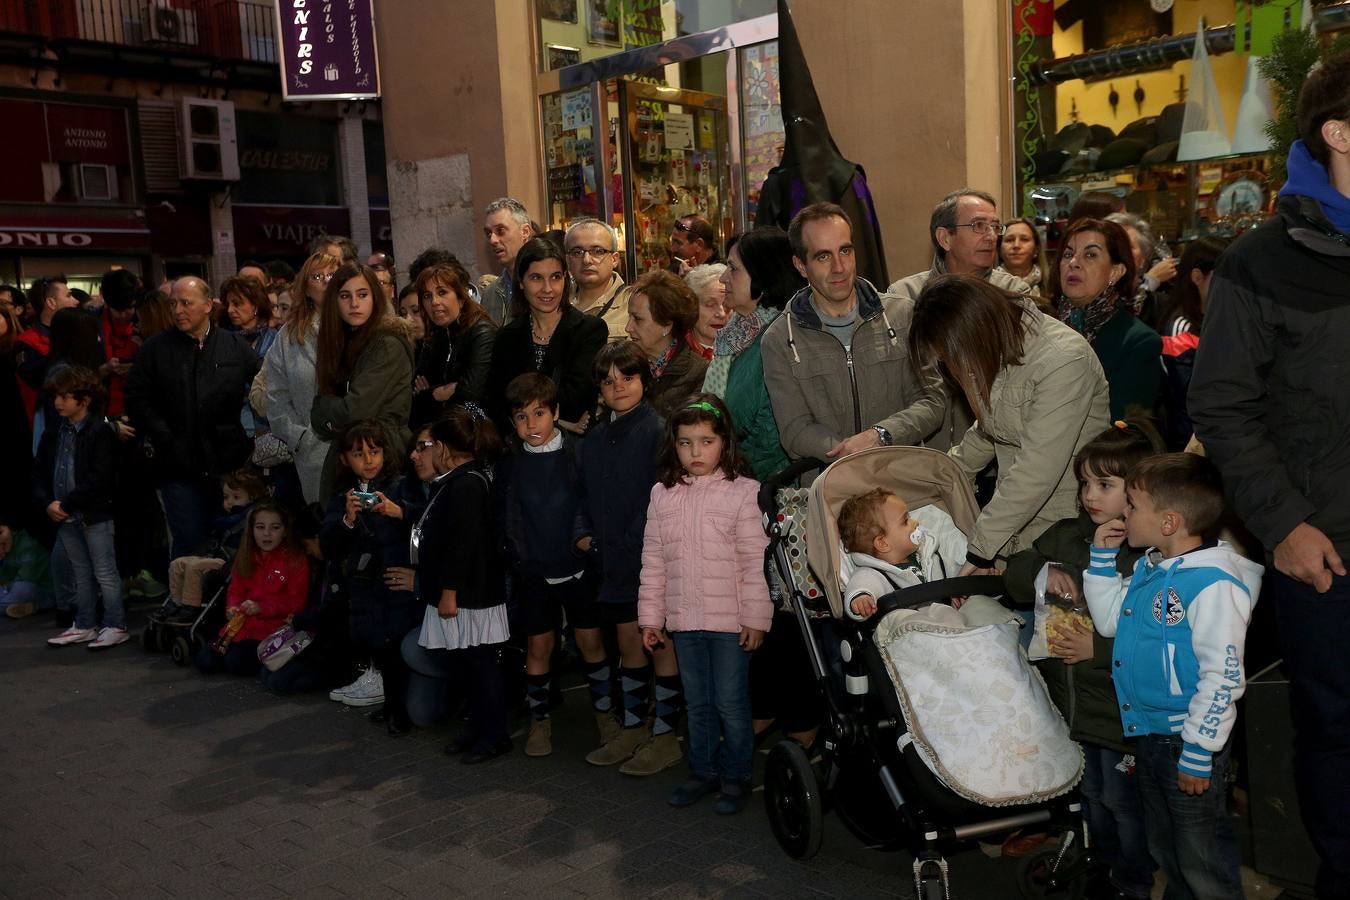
1084,453,1261,900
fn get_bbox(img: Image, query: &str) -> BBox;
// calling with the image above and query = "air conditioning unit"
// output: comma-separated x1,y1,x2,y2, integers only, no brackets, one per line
78,163,118,201
144,1,198,46
180,97,240,181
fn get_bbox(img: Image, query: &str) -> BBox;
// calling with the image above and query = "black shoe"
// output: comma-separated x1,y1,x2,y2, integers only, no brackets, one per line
445,731,477,756
461,738,512,765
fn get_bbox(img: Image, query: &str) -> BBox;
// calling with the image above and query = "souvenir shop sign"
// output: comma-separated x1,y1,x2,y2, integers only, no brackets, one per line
275,0,381,101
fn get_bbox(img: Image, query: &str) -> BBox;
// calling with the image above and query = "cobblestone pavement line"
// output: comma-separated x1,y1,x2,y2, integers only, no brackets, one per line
0,614,1024,898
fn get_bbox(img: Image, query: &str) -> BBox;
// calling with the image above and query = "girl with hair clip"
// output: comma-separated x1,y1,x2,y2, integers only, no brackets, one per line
319,420,421,733
1000,418,1163,889
312,263,416,500
409,407,512,763
195,499,309,677
637,393,772,815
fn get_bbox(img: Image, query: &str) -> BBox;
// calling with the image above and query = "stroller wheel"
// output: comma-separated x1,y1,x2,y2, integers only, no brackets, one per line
764,740,824,860
169,635,192,667
1016,842,1088,899
141,623,160,653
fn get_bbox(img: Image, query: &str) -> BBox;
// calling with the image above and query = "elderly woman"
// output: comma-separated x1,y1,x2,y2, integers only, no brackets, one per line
311,263,415,499
625,270,708,419
682,264,729,360
910,274,1110,571
265,251,341,505
221,275,277,439
487,236,607,433
411,260,496,429
1055,218,1162,420
1105,211,1176,326
706,227,801,480
998,218,1050,305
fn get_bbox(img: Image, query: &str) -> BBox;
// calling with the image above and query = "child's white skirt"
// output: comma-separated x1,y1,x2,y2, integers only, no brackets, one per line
418,603,509,650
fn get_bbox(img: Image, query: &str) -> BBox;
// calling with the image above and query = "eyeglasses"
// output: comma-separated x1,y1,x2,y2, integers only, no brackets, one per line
309,272,335,283
951,220,1006,236
566,246,616,260
672,220,691,233
413,439,436,452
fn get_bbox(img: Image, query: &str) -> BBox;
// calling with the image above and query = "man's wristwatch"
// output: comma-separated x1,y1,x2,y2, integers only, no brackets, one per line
872,425,893,446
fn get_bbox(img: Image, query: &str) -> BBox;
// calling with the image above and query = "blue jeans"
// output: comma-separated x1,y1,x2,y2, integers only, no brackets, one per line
58,520,124,630
401,628,460,727
158,479,220,561
1275,570,1350,898
0,581,51,613
672,630,753,784
1080,743,1155,898
1134,734,1240,900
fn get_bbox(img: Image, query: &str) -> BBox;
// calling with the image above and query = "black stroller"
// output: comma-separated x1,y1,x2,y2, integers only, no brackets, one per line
758,447,1093,898
141,569,230,666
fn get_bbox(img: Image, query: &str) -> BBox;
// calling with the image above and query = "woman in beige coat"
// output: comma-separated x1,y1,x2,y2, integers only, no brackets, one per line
908,275,1110,571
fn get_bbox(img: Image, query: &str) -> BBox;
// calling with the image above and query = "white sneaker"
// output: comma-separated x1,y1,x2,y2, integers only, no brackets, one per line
88,626,130,650
341,669,385,707
328,668,373,702
48,626,97,647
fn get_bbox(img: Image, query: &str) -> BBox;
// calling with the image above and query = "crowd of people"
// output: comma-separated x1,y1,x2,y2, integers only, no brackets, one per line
2,52,1348,900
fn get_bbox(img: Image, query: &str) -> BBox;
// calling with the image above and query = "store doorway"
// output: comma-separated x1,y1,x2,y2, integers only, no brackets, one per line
619,78,730,276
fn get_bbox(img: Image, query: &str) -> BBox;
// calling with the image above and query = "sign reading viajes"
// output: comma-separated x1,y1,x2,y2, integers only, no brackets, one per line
275,0,381,101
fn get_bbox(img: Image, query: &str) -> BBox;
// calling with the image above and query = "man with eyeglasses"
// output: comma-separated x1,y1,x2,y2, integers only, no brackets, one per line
889,188,1031,447
481,197,536,326
126,277,260,560
667,215,718,276
565,217,629,342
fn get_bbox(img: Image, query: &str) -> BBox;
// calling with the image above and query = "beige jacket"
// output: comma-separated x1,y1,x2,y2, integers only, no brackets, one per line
573,274,630,342
888,261,1031,450
949,298,1110,562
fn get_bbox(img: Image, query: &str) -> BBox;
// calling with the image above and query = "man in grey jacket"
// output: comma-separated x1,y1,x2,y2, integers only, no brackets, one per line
761,202,944,469
480,197,535,326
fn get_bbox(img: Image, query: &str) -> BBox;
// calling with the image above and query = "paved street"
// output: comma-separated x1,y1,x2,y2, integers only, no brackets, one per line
0,602,1039,899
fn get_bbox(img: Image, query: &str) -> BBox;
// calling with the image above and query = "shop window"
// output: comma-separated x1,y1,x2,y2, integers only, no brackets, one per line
234,111,342,207
536,0,774,72
363,120,389,207
739,40,781,225
542,88,605,229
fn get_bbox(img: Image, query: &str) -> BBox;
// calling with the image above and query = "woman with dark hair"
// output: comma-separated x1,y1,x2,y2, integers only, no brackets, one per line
221,275,276,359
311,263,415,499
411,261,497,428
266,250,342,505
39,308,122,445
910,274,1109,571
625,269,708,419
1158,236,1231,450
1054,218,1162,420
999,217,1050,302
487,236,607,433
706,226,802,480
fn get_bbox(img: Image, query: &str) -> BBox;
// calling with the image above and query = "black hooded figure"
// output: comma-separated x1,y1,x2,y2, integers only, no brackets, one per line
755,0,890,288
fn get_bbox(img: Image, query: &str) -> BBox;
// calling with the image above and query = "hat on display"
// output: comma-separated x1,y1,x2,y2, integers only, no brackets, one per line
1096,138,1150,171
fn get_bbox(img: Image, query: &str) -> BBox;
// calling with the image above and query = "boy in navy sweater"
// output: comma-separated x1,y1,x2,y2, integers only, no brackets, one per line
498,373,609,758
1085,454,1261,899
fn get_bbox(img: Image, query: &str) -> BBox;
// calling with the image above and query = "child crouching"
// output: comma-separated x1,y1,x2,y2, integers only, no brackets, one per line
1085,453,1260,898
638,394,771,815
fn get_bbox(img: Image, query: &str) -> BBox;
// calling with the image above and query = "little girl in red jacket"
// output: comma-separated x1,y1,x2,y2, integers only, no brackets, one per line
196,500,310,676
638,394,772,816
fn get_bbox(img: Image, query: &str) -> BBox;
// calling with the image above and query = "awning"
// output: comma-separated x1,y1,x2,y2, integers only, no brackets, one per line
0,211,151,252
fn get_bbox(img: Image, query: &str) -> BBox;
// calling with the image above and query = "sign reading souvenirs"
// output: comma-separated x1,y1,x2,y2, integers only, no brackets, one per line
275,0,381,101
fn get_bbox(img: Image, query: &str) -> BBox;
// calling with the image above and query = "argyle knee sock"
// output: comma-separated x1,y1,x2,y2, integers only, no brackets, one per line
620,664,652,728
584,658,613,713
651,674,684,737
526,672,551,721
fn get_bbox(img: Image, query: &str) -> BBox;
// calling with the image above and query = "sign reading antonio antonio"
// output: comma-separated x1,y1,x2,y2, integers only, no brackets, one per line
275,0,381,101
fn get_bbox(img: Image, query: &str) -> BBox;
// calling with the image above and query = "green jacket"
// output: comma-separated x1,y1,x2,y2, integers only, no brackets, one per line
724,331,789,481
312,322,415,499
0,529,52,592
1003,512,1142,753
1091,308,1162,420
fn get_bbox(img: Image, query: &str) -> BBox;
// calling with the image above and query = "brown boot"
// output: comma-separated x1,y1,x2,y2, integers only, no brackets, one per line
524,718,552,758
595,711,621,746
585,724,648,766
618,731,682,776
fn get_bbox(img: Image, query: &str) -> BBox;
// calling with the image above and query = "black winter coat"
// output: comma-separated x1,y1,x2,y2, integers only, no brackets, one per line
575,401,664,605
416,461,502,611
124,325,259,482
487,304,607,431
411,320,497,428
1190,193,1350,559
32,416,118,524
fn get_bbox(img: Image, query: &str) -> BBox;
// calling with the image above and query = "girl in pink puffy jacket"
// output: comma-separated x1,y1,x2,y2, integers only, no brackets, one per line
638,392,772,815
